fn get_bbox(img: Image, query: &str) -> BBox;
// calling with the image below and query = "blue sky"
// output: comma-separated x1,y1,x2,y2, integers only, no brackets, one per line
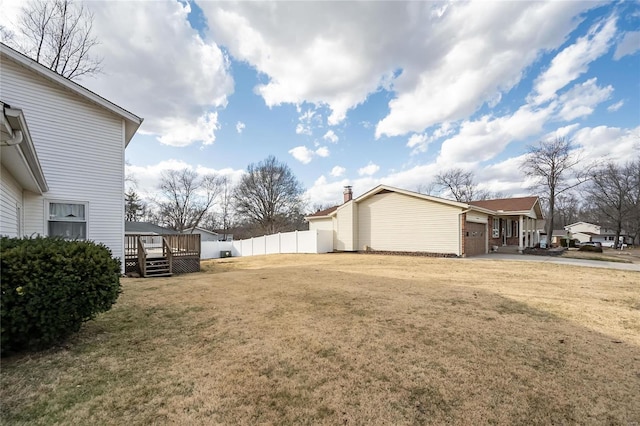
2,1,639,207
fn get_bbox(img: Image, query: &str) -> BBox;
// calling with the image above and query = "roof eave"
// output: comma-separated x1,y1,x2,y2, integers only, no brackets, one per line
1,43,143,145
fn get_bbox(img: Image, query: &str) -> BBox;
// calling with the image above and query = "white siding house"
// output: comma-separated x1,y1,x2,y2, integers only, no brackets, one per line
1,44,142,268
306,185,542,257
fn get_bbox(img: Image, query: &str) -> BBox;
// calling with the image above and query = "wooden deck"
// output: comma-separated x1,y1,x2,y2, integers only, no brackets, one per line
125,234,201,277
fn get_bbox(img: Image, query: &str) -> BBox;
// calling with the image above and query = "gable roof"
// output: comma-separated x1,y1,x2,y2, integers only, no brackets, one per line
0,43,143,145
355,185,472,209
468,196,538,212
182,227,219,236
306,205,339,218
125,221,178,235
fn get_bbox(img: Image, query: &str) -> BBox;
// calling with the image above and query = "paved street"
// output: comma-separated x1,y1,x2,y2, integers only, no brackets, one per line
465,253,640,272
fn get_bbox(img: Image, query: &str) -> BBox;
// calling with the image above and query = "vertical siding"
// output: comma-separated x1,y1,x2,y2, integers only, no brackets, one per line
357,192,462,255
1,59,126,261
0,164,22,237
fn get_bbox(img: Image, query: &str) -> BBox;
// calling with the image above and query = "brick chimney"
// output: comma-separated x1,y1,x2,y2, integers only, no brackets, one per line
343,186,353,203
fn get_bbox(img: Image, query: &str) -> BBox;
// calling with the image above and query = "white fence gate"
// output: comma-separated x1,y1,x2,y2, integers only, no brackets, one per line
201,230,333,259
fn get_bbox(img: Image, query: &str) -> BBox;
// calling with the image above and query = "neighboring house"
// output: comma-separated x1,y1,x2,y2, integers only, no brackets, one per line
564,222,632,247
305,185,543,257
1,43,142,270
125,221,178,236
564,222,600,243
182,227,226,241
550,230,571,245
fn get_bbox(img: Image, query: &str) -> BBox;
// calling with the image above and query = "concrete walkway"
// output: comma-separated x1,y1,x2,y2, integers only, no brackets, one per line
463,253,640,272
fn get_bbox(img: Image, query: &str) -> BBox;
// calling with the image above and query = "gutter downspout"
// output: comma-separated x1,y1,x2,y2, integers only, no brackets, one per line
2,129,23,146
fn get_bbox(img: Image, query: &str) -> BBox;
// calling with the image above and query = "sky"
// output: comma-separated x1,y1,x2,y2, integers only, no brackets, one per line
1,0,639,208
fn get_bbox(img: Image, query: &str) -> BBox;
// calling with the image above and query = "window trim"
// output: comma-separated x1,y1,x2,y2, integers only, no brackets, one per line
492,218,499,238
506,219,512,238
45,200,89,240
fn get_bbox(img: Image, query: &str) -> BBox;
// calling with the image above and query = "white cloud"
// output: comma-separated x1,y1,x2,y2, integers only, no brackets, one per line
157,112,219,146
406,133,429,154
375,2,596,137
323,130,339,144
289,146,315,164
198,2,594,137
236,121,246,133
530,16,617,105
126,159,244,199
358,162,380,176
607,100,624,112
295,108,318,135
315,146,330,157
543,124,581,141
557,78,613,121
330,166,346,177
289,145,330,164
438,104,554,164
573,125,640,165
613,31,640,60
0,0,234,147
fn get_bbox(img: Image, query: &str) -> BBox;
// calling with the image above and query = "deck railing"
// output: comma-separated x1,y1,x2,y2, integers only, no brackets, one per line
125,233,201,275
137,236,147,277
162,237,173,273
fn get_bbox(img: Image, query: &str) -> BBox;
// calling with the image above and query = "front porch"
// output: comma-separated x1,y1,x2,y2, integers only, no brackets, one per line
489,215,542,253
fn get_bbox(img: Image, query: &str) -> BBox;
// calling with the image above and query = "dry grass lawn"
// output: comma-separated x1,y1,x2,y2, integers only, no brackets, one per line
2,254,639,425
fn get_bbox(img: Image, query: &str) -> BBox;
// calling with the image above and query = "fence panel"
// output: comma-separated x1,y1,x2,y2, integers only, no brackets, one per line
297,230,317,253
317,230,334,253
241,239,253,256
265,234,280,254
253,236,266,255
280,231,298,253
201,241,234,259
201,229,334,259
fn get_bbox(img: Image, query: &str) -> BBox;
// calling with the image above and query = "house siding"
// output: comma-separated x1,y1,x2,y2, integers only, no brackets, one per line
0,164,23,237
1,59,126,262
336,202,357,251
357,192,462,255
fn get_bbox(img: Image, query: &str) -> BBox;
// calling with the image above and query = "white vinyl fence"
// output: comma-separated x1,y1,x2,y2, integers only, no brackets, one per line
201,229,333,259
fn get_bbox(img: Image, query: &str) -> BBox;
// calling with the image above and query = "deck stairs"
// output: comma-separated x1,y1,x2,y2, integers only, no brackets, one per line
144,256,172,278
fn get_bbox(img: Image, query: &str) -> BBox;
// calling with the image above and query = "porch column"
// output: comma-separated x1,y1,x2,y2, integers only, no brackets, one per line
519,215,524,253
527,218,532,247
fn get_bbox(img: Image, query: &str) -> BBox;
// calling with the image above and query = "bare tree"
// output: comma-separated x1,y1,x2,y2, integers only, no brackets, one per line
553,192,582,227
157,169,222,232
234,156,304,235
623,158,640,245
522,137,588,241
217,176,235,241
15,0,101,80
586,160,639,248
433,168,497,202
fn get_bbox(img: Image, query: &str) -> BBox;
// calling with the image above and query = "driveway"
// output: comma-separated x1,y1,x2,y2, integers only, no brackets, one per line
466,253,640,272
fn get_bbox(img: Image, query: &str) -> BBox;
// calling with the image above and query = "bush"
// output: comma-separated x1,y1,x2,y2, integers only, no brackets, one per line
1,236,121,356
578,245,603,253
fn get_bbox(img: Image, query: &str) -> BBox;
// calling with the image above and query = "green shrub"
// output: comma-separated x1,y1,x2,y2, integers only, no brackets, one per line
578,245,603,253
1,236,121,356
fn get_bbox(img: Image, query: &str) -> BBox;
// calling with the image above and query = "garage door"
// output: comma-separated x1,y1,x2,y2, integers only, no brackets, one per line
464,222,486,256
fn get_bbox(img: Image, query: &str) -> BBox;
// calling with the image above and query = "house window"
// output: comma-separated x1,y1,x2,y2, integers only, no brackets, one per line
506,219,512,237
492,218,499,238
48,202,87,240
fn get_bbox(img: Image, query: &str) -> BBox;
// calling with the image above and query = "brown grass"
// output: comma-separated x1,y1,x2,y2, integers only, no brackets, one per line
562,247,640,264
2,254,639,425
